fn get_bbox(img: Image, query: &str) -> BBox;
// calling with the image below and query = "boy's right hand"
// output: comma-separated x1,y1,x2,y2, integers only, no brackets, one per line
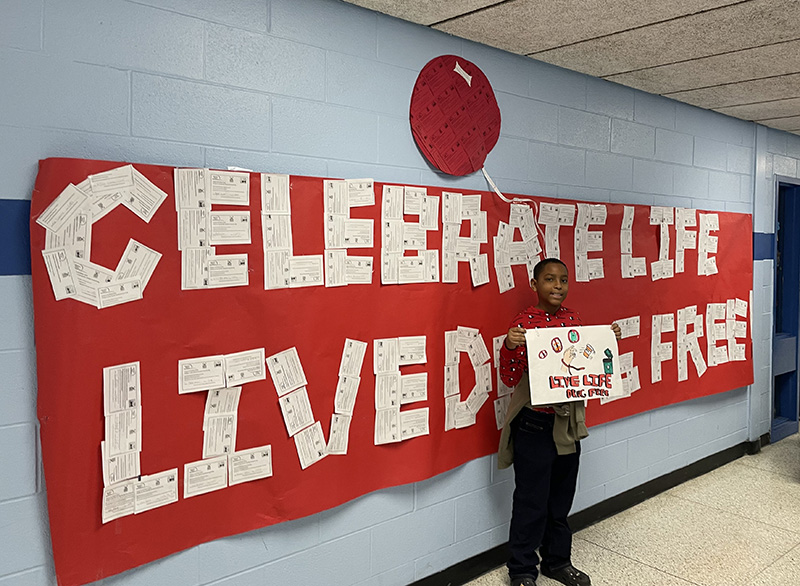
505,327,527,350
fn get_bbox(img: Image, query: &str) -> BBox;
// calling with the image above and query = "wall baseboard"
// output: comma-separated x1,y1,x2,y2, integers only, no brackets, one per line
411,437,764,586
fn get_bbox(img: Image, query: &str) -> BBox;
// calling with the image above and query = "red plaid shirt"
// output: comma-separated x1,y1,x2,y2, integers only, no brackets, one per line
499,305,583,388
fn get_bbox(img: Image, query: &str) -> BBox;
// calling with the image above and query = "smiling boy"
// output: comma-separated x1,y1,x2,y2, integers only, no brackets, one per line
498,258,621,586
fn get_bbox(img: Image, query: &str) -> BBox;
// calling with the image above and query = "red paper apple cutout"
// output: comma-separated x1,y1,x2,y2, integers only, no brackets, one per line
410,55,501,176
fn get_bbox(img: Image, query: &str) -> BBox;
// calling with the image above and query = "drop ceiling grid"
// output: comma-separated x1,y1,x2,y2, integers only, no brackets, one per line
758,115,800,130
606,39,800,94
717,96,800,118
669,73,800,109
530,0,800,77
343,0,800,134
437,0,737,55
345,0,502,26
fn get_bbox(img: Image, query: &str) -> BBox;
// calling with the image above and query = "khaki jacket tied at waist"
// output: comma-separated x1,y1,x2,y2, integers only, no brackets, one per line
497,372,588,469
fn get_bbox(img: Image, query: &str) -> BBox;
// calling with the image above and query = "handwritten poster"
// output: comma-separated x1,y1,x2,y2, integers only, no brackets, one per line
526,326,623,404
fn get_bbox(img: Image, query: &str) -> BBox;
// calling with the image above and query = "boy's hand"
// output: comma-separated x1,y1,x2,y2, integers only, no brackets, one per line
611,322,622,340
505,327,527,350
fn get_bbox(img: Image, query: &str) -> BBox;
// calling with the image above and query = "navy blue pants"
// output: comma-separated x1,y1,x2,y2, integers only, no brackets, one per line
507,408,581,579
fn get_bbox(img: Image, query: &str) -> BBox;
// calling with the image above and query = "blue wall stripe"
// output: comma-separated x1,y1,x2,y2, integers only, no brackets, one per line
0,199,32,276
753,232,775,261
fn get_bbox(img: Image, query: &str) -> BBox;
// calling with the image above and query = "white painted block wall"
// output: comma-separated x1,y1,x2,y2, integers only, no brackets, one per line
0,0,785,584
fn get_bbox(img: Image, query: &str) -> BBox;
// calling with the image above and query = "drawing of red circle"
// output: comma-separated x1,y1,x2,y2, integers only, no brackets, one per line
409,55,501,176
538,350,548,360
551,338,563,352
568,329,580,343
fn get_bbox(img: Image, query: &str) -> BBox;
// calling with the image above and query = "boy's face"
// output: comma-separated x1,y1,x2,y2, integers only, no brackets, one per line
531,262,569,313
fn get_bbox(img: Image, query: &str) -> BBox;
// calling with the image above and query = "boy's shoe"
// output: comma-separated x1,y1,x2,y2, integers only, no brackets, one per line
540,564,591,586
510,574,537,586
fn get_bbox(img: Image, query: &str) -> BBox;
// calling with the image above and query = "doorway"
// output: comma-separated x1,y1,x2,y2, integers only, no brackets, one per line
771,182,800,442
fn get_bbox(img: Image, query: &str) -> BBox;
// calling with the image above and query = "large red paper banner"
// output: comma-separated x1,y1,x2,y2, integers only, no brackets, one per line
30,158,753,586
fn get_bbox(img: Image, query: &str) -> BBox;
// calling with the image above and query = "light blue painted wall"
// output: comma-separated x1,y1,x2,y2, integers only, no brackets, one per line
0,0,784,584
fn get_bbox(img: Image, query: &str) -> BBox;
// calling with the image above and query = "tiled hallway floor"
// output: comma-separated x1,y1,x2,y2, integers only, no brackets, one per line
465,433,800,586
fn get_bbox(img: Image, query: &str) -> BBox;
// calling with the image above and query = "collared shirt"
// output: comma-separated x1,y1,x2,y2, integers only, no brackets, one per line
499,304,583,388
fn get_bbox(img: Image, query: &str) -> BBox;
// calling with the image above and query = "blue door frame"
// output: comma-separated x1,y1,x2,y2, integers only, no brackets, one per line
771,182,800,442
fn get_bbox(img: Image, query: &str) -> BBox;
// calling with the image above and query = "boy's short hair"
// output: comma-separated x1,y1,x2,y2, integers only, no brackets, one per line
533,258,568,280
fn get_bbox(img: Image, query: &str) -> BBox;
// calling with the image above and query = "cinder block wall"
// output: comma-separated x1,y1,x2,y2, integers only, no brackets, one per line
0,1,781,584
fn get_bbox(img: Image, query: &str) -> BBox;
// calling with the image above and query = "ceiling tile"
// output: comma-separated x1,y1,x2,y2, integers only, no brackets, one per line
757,115,800,131
605,39,800,94
433,0,737,54
531,0,800,77
343,0,501,26
666,73,800,109
716,96,800,120
348,0,800,133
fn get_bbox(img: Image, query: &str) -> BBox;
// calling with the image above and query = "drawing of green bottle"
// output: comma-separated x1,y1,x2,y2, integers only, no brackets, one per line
603,348,613,374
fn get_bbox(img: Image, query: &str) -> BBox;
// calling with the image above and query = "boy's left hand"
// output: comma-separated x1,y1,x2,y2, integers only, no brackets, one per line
611,322,622,340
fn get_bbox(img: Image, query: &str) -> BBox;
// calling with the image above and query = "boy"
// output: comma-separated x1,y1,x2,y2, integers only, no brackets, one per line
498,258,621,586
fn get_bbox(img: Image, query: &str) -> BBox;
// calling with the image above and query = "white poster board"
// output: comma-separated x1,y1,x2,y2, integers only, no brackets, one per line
525,325,624,405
